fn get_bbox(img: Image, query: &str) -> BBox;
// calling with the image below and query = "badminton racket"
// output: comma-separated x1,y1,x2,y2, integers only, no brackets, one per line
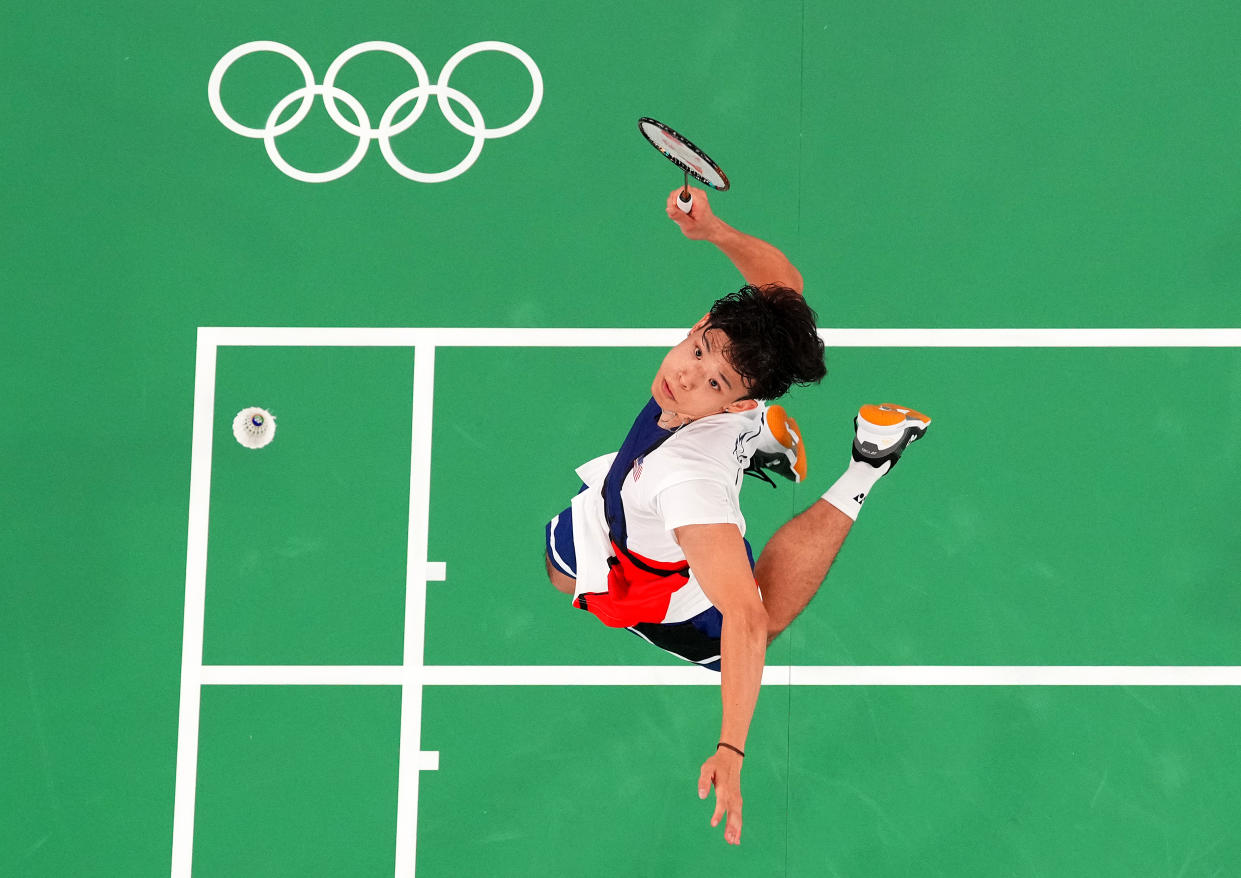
637,117,730,214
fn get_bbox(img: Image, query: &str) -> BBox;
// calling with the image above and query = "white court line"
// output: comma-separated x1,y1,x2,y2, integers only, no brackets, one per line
199,665,1241,686
204,326,683,347
201,665,410,685
393,345,437,878
170,336,218,878
176,325,1241,878
200,326,1241,348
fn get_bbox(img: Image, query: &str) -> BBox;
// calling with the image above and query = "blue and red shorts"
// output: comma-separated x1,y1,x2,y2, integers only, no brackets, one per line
545,500,753,673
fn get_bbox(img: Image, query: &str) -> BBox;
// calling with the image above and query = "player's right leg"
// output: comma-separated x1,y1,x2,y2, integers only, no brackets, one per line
754,403,931,641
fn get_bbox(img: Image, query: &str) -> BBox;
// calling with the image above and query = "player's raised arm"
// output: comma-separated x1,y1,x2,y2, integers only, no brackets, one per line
673,521,768,846
666,187,804,294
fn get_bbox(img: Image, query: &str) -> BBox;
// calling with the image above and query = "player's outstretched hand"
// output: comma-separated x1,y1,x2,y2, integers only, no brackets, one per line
667,186,721,241
698,747,744,845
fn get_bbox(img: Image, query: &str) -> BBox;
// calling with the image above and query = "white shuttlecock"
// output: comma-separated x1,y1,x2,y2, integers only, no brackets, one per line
232,407,277,449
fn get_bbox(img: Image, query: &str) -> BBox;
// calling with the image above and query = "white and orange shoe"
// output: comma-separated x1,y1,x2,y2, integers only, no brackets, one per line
852,403,931,469
749,404,808,483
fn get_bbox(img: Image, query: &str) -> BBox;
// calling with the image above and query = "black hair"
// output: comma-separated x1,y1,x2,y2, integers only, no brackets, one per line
705,284,827,400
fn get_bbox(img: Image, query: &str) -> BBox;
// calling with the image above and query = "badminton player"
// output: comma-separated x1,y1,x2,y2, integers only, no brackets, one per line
544,187,931,846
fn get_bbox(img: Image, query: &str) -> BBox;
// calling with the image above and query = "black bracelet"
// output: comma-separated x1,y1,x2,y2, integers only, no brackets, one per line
717,741,745,758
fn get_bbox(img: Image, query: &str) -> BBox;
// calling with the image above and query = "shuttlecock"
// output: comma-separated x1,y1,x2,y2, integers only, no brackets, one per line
233,407,277,449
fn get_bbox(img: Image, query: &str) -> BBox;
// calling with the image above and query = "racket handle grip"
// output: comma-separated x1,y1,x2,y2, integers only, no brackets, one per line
676,190,693,214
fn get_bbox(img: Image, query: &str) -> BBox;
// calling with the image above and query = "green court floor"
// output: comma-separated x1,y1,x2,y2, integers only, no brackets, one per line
4,1,1241,876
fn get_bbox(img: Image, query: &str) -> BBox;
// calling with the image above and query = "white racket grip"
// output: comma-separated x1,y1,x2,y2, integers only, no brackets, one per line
676,190,693,214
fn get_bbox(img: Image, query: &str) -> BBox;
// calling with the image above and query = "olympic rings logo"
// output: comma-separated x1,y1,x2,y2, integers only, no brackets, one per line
207,40,543,183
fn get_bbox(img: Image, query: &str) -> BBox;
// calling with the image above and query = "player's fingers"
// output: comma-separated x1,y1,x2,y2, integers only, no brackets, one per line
667,186,703,209
697,763,714,800
667,198,693,224
724,803,743,845
710,796,726,829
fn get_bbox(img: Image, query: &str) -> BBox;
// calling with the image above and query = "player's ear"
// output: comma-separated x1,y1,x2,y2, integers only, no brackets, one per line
724,398,759,413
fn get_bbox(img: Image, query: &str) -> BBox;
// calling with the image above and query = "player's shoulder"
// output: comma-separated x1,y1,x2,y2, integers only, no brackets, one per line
656,408,764,472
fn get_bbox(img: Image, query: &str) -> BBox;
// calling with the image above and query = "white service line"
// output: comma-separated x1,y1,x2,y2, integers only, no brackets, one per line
201,665,409,685
170,333,218,878
819,327,1241,347
423,665,1241,686
394,345,438,878
196,665,1241,687
786,666,1241,686
199,326,1241,349
202,326,683,348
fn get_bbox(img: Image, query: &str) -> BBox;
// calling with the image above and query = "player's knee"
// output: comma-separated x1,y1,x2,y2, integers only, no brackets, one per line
545,553,576,595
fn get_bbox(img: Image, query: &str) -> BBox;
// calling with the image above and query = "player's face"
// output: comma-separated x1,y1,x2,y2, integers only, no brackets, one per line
652,319,757,420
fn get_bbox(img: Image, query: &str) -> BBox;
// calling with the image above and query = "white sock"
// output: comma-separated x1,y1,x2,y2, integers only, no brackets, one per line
822,459,891,521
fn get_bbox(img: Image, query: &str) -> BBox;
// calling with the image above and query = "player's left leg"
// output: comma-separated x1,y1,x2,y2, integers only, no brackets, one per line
545,554,575,595
748,404,807,483
754,403,931,642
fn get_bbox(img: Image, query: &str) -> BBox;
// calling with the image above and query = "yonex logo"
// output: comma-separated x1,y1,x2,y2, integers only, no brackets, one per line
853,492,866,504
207,40,543,183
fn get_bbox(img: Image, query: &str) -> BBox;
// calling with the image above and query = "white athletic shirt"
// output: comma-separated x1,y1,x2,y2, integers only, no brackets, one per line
569,405,765,624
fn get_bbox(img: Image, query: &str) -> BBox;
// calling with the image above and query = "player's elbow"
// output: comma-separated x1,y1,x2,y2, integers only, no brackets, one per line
785,266,804,295
766,269,803,296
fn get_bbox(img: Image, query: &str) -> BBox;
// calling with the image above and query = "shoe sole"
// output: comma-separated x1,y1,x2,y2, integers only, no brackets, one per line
859,403,931,431
854,403,931,466
765,404,808,482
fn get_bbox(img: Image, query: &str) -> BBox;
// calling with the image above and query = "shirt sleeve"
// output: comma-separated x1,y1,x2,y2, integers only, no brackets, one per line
653,478,743,533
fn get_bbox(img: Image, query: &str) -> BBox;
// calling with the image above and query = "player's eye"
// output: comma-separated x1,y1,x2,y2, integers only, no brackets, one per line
694,347,702,358
709,379,720,390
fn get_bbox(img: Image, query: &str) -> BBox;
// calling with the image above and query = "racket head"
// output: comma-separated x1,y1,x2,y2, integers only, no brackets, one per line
637,117,730,191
